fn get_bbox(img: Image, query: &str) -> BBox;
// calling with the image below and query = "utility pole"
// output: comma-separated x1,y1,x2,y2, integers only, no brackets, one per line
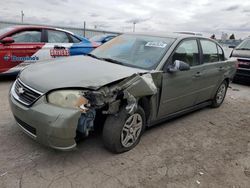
133,21,136,32
21,10,24,23
83,21,86,37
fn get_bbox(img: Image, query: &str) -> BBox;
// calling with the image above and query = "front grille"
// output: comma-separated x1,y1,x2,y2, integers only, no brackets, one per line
14,116,37,136
236,69,250,77
13,79,43,106
238,58,250,69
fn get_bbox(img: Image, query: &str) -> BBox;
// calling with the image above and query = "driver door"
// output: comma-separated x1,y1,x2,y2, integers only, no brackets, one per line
157,39,204,118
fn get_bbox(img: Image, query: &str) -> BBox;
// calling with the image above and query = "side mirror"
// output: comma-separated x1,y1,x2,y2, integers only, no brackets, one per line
167,60,190,73
228,45,235,49
0,37,15,45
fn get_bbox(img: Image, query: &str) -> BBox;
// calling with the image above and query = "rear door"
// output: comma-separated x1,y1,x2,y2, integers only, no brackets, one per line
43,29,73,60
194,39,226,104
158,39,204,117
0,29,44,74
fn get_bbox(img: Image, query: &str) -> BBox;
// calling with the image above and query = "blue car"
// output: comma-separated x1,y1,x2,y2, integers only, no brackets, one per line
90,34,118,44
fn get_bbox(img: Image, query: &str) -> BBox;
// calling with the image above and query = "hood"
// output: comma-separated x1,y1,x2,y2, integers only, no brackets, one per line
19,56,147,93
231,49,250,59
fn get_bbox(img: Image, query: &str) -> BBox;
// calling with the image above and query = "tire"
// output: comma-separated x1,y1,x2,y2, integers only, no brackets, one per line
102,106,146,153
211,80,228,108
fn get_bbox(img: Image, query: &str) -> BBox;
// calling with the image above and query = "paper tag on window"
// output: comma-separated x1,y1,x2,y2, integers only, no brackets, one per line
145,42,167,48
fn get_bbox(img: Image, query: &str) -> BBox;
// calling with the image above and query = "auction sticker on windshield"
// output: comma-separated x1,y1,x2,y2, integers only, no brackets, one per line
145,41,167,48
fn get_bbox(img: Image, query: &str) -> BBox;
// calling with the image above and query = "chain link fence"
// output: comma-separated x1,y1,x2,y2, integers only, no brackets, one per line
0,20,120,38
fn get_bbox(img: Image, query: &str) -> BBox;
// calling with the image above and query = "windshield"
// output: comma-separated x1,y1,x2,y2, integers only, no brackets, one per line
91,34,175,70
236,39,250,50
0,27,14,37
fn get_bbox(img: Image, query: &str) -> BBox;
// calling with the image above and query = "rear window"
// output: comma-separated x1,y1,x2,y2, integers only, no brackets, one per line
47,30,70,43
200,40,219,63
71,35,81,43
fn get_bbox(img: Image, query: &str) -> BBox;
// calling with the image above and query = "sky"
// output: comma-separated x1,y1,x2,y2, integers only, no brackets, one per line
1,0,250,39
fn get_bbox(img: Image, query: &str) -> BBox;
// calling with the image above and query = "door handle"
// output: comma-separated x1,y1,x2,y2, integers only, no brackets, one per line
194,72,202,77
54,45,65,49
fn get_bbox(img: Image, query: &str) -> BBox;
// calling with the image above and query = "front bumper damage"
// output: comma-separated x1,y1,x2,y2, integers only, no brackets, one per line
9,72,161,150
9,94,81,150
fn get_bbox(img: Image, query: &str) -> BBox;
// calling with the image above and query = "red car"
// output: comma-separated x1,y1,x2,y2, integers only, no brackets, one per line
0,25,99,75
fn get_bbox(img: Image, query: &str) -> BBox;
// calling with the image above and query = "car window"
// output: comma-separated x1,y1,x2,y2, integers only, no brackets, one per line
104,37,114,42
217,45,225,61
71,35,81,43
200,40,219,63
236,39,250,50
47,30,69,43
11,30,41,43
172,39,199,66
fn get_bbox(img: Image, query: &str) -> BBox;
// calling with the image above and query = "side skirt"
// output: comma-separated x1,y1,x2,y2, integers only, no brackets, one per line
148,101,212,127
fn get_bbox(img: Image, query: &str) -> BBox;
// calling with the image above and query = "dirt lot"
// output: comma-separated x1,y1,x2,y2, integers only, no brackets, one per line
0,78,249,188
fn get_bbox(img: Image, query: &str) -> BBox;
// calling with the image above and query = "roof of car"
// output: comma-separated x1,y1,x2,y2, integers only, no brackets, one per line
125,32,208,40
12,25,75,35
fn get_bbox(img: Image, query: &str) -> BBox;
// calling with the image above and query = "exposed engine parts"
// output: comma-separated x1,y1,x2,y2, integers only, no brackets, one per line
76,72,160,136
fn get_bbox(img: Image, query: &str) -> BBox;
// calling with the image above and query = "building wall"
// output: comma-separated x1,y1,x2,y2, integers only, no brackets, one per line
0,20,120,38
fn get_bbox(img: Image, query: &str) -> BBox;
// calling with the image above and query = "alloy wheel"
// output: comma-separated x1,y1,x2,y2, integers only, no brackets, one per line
121,113,143,148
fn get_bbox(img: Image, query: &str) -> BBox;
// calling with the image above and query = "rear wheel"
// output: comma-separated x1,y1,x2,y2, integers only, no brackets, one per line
211,80,228,108
102,106,146,153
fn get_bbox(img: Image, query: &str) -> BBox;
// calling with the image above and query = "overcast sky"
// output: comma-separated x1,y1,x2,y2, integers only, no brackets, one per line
1,0,250,38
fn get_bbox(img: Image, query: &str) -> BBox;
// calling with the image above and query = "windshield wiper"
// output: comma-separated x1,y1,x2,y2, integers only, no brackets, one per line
88,54,126,66
86,53,101,59
236,48,250,50
100,57,125,65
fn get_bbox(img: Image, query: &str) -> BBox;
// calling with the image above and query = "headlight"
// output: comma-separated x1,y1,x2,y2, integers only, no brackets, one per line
47,90,89,112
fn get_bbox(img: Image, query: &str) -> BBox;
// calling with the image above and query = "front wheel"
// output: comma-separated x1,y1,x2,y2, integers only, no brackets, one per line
211,80,228,108
102,106,146,153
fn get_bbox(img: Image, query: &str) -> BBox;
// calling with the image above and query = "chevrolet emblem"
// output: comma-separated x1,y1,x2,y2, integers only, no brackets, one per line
18,87,25,94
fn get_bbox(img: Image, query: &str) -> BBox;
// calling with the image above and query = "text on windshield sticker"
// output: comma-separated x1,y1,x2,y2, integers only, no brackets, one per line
145,42,167,48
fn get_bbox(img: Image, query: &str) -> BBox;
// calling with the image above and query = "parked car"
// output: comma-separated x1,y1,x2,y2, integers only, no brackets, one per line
0,26,100,75
230,38,250,82
9,33,236,153
89,34,118,44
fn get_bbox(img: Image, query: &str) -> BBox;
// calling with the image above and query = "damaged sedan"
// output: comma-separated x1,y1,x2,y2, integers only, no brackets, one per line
9,33,236,153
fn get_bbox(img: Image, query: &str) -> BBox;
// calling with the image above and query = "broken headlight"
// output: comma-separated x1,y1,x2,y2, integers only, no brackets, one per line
47,90,90,112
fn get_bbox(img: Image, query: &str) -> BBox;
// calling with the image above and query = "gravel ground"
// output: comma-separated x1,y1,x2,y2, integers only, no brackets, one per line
0,78,250,188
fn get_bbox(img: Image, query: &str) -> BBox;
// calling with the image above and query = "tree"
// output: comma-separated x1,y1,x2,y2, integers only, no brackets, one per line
229,34,235,40
210,34,216,39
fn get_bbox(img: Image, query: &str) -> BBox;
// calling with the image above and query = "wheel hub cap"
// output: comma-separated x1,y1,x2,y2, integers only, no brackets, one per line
121,113,143,148
216,84,226,104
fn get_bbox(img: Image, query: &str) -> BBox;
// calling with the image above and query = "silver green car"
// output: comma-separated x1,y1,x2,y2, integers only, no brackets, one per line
9,33,236,153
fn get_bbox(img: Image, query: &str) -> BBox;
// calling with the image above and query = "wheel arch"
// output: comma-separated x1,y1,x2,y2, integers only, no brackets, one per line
138,96,151,124
224,77,230,86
